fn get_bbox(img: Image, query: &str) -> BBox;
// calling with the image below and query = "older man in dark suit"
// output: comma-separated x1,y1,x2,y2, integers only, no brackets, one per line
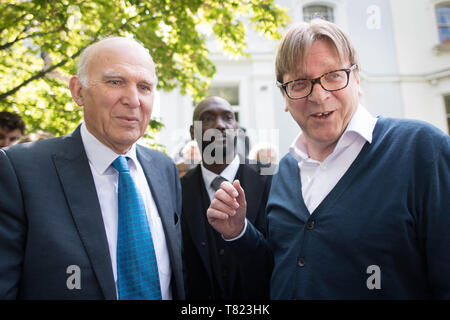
0,37,184,300
181,96,273,300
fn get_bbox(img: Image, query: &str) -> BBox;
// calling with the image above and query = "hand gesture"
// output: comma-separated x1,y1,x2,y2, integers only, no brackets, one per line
207,180,247,239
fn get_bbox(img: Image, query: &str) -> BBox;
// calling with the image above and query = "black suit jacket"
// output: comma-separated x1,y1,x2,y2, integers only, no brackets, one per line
0,126,185,299
181,163,272,299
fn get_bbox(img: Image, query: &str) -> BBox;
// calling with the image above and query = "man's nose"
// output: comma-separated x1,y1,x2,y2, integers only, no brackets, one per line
308,82,330,103
214,117,227,130
121,85,140,107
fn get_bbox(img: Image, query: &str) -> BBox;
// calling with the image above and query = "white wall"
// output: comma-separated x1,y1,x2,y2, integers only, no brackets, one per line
389,0,450,133
155,0,449,160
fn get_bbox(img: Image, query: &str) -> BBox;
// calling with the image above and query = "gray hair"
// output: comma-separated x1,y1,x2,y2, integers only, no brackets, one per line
275,19,360,84
76,36,156,88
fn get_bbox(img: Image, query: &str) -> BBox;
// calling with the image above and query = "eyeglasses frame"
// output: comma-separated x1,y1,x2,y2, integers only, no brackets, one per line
276,64,358,100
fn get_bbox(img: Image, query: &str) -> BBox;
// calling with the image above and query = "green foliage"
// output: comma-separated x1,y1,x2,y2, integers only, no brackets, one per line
0,0,289,145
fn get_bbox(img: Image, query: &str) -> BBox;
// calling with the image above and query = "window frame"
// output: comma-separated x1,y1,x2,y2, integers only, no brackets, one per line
302,3,335,23
436,2,450,44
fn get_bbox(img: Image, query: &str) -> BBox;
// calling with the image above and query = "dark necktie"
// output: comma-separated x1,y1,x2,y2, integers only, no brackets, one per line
211,175,228,191
112,155,161,300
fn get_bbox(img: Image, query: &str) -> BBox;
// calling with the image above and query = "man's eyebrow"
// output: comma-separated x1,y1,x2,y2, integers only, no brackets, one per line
102,72,123,78
101,72,155,85
139,79,155,86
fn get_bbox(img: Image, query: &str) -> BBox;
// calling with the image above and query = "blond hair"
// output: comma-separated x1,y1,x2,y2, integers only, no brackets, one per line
275,19,359,84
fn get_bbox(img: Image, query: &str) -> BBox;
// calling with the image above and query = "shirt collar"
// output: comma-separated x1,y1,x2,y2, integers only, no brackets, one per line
80,122,138,175
289,104,377,162
201,155,240,189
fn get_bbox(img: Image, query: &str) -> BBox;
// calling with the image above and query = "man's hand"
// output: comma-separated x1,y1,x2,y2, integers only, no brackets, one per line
207,180,247,239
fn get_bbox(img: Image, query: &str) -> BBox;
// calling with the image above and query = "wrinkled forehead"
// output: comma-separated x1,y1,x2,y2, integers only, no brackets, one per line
87,39,155,75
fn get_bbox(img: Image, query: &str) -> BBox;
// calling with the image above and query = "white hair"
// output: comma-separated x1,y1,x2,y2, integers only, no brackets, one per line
76,36,156,88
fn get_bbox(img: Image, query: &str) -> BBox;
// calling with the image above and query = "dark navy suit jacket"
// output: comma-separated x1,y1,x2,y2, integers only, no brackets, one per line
181,163,273,299
0,126,185,299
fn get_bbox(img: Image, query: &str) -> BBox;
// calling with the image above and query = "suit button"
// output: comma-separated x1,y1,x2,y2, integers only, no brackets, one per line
298,258,306,267
219,248,225,255
201,241,206,246
306,220,314,230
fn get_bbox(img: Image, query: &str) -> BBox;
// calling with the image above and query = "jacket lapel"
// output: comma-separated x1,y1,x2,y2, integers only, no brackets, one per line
52,127,117,300
137,148,176,242
182,166,213,283
236,164,264,225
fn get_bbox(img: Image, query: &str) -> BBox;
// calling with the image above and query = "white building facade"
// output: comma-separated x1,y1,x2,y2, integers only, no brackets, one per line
155,0,450,160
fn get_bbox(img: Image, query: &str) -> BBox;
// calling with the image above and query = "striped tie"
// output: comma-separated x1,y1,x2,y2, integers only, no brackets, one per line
211,176,228,191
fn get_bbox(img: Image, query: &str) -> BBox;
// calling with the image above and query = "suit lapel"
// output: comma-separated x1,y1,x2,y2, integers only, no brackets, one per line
137,148,176,241
236,164,264,224
52,127,116,300
182,166,213,283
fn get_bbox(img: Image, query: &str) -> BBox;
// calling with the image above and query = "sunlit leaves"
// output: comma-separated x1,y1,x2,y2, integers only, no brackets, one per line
0,0,289,146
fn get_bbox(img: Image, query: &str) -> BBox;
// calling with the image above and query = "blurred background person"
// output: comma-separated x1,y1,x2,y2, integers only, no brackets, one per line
249,142,279,165
0,111,25,148
17,130,54,144
175,140,201,178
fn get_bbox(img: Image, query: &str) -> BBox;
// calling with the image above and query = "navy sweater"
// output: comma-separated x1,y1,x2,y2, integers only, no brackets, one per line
232,117,450,299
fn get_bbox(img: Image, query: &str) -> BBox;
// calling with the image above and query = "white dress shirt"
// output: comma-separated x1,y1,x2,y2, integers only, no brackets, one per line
289,105,378,213
201,155,241,202
80,123,172,299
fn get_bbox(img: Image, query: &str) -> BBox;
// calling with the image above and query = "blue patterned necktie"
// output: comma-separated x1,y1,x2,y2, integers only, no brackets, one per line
112,155,161,300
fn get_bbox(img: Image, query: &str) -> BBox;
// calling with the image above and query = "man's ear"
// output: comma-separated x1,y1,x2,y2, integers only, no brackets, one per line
189,125,194,140
354,71,362,97
69,76,84,106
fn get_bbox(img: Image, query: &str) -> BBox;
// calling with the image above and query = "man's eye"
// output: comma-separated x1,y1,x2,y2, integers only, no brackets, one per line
139,85,152,92
290,80,308,91
326,72,343,81
201,115,215,122
108,80,121,85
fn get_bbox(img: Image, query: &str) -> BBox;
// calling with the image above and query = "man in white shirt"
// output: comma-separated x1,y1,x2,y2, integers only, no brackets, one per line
0,37,184,299
181,96,272,299
206,19,450,299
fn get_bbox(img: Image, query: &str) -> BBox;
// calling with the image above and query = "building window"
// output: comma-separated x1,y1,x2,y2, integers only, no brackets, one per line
207,85,240,121
445,94,450,133
436,3,450,44
303,4,334,22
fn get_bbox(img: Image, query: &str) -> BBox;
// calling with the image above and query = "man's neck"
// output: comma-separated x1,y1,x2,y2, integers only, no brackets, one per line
202,163,229,175
202,151,237,174
306,140,338,162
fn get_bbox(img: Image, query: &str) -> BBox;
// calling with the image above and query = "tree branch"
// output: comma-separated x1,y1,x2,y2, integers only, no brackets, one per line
0,42,91,101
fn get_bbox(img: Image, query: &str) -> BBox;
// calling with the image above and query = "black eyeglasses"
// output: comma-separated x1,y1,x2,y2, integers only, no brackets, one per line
276,64,358,100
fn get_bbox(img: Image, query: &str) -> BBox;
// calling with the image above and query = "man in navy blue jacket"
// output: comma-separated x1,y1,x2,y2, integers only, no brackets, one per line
0,37,184,299
206,19,450,299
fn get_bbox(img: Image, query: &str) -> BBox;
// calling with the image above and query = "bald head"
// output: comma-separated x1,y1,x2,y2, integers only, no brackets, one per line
193,96,232,122
77,37,156,88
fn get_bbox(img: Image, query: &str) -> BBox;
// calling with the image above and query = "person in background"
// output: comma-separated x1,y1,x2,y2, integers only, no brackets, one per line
181,96,272,300
0,111,25,148
207,19,450,299
176,140,201,178
17,130,54,144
